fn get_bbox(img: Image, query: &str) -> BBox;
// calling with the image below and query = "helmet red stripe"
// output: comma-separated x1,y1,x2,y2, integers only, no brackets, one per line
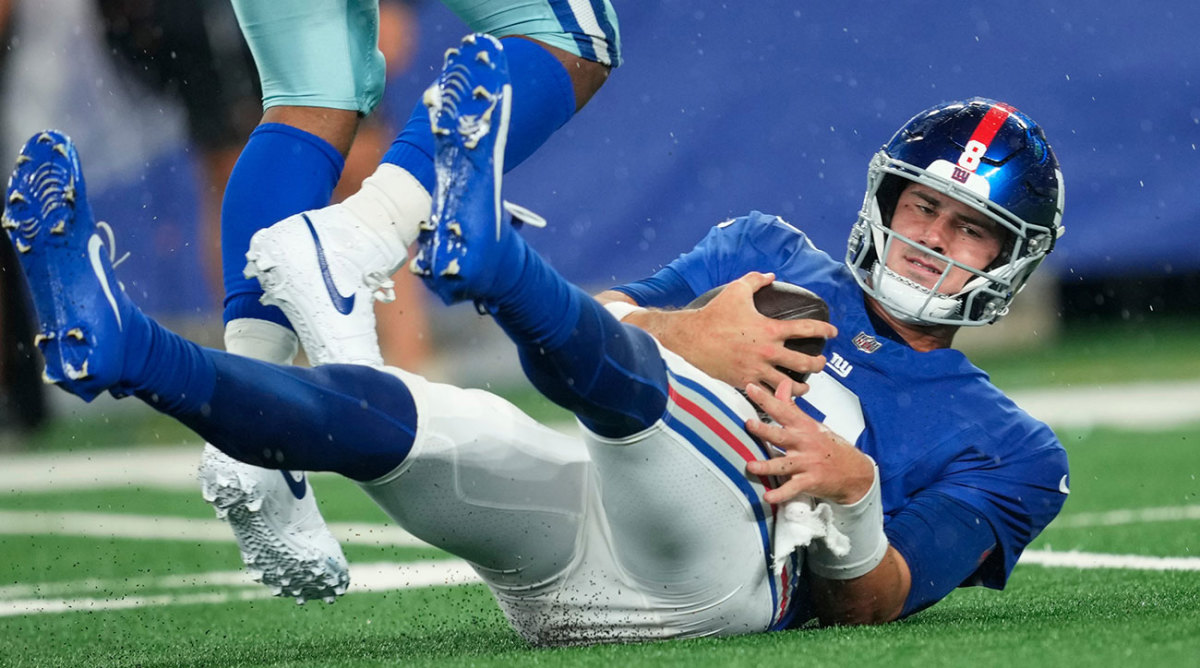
967,104,1014,150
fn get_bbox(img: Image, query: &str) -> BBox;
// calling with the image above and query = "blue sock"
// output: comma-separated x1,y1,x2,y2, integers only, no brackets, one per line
482,235,668,438
382,37,576,192
117,310,415,481
221,123,345,327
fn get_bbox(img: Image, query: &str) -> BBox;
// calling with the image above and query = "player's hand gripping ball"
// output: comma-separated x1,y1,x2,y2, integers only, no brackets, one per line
687,281,830,384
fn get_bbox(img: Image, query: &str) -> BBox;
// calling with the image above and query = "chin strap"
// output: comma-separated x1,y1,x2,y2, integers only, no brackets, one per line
871,262,960,324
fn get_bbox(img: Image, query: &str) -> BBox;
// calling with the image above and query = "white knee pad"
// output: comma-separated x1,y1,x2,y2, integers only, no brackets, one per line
359,368,591,585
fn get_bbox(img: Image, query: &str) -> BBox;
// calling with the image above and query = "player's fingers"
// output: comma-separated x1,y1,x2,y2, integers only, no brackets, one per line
746,451,803,477
744,415,785,445
746,383,809,429
710,274,771,317
777,318,838,341
774,378,793,402
770,349,827,376
756,369,795,398
745,385,792,426
763,472,817,505
734,271,777,293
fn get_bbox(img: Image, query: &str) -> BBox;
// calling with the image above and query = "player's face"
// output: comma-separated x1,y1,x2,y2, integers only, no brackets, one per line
884,183,1004,294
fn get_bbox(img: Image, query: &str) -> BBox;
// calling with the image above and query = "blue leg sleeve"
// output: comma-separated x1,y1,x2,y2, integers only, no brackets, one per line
381,36,575,192
518,298,669,438
481,235,668,438
121,314,414,482
180,359,416,482
220,123,345,326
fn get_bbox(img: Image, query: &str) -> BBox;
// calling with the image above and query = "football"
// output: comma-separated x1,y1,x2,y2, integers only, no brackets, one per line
686,281,830,383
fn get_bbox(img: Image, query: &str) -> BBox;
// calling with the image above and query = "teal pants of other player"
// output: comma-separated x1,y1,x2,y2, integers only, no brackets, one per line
230,0,622,115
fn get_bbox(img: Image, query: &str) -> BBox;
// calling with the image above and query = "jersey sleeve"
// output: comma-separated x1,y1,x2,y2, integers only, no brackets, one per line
611,211,813,308
936,431,1069,589
888,420,1068,609
884,489,998,616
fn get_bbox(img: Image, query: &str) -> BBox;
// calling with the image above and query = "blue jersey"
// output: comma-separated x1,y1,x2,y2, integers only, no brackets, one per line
612,211,1068,613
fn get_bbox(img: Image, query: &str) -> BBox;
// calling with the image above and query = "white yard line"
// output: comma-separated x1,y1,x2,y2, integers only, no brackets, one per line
0,560,480,618
0,567,260,599
1009,379,1200,431
0,510,427,548
1050,504,1200,529
1018,550,1200,572
0,445,203,491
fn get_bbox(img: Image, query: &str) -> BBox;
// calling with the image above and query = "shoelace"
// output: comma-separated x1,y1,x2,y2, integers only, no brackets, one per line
364,270,396,303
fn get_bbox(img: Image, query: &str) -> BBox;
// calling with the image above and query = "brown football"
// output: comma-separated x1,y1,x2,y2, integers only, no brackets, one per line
686,281,830,383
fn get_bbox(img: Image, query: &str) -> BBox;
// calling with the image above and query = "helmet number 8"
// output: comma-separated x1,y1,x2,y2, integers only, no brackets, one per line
957,140,988,172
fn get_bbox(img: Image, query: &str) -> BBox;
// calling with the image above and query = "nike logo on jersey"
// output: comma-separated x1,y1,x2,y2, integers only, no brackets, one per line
88,233,122,330
1059,475,1070,495
827,352,854,378
302,214,355,315
282,470,307,499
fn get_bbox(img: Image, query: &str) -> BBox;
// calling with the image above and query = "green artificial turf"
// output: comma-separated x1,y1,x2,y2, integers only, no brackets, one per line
3,320,1198,666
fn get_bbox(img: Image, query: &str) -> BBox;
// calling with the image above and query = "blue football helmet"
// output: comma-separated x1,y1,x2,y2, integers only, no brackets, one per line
845,97,1065,326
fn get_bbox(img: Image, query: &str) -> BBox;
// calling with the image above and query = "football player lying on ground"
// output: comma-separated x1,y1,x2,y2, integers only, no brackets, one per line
208,2,620,601
6,36,1066,640
248,42,1073,622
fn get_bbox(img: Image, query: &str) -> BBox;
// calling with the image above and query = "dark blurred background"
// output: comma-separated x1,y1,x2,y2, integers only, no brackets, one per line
0,0,1196,435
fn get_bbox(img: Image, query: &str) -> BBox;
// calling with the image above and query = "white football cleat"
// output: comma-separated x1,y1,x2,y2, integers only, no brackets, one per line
244,205,399,367
198,444,350,604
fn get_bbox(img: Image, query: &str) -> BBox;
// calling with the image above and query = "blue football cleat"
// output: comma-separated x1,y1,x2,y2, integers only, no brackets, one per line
4,131,131,401
412,33,544,305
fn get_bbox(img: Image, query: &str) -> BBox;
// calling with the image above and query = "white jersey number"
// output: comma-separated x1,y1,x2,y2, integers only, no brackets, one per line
801,372,866,444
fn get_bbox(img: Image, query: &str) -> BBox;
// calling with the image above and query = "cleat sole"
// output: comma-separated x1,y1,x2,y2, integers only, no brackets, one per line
199,446,350,603
4,130,127,402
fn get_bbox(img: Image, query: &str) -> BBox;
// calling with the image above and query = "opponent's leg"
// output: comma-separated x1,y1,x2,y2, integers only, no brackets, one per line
212,0,389,600
209,118,353,602
245,32,608,366
225,22,613,591
223,0,385,336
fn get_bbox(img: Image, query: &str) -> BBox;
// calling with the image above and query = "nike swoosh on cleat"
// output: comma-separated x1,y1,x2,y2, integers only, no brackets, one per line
302,214,355,315
282,470,307,500
88,234,123,330
1059,475,1070,495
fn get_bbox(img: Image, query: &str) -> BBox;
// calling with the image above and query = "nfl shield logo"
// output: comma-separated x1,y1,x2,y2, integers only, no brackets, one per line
853,331,881,353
